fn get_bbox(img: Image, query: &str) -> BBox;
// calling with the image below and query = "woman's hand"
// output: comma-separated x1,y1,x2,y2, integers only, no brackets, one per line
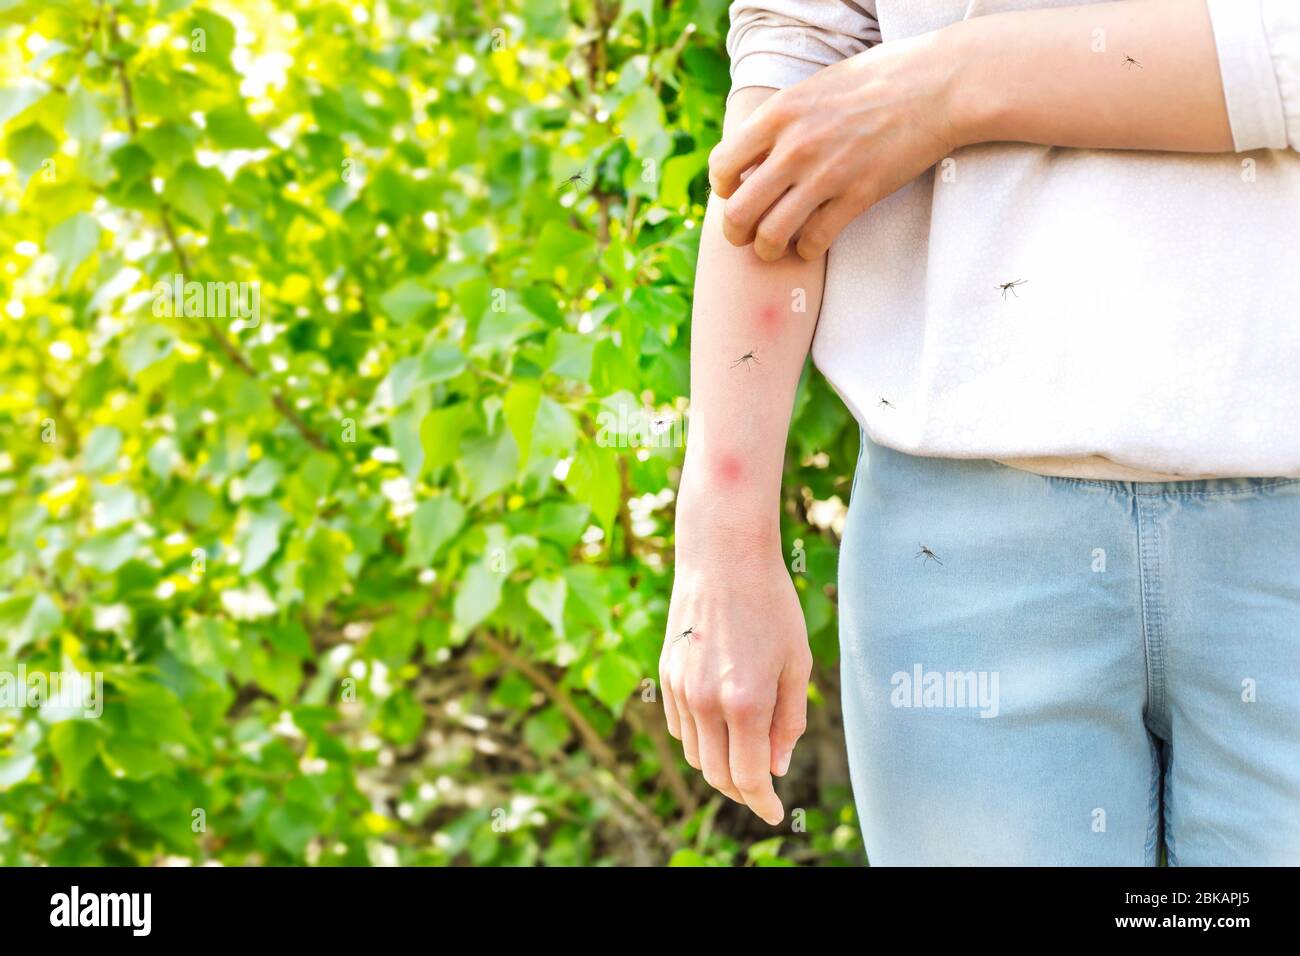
709,0,1236,262
661,525,812,825
708,29,965,261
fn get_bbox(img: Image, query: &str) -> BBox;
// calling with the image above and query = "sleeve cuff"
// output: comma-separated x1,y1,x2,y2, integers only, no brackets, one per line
1205,0,1289,150
727,50,829,105
1261,0,1300,149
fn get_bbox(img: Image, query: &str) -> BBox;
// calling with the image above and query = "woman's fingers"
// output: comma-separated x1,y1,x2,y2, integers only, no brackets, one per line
769,656,812,777
709,101,781,198
660,659,682,740
721,160,793,249
676,685,701,770
750,184,826,262
696,715,744,804
725,693,784,825
794,188,873,260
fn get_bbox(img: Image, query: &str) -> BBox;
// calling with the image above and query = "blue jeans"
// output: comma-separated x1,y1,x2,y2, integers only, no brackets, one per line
838,433,1300,865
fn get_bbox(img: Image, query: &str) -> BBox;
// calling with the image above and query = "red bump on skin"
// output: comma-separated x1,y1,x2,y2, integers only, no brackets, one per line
714,452,744,485
757,305,780,331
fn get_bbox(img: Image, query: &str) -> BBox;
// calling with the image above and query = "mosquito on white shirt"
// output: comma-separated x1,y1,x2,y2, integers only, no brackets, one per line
998,279,1028,300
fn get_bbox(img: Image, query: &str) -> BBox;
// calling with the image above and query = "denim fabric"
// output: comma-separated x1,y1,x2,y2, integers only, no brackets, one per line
838,432,1300,865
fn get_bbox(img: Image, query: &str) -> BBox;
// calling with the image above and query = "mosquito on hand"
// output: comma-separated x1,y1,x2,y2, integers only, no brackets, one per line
915,544,943,567
878,397,896,410
672,626,698,644
998,279,1028,300
731,348,760,370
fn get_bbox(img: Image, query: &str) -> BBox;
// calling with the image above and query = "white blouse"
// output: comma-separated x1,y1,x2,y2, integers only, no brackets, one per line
726,0,1300,479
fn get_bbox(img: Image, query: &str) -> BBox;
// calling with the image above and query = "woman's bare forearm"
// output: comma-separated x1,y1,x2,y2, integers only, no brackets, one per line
677,87,826,555
949,0,1233,152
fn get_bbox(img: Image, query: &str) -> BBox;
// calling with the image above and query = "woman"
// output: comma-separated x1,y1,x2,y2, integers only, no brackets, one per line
662,0,1300,865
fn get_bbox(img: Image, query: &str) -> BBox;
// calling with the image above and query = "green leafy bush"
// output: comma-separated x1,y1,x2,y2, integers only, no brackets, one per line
0,0,860,865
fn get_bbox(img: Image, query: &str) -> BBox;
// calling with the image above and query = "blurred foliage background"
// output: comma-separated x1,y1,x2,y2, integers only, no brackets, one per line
0,0,861,865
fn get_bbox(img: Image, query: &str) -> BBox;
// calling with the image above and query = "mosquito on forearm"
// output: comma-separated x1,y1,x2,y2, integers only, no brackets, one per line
1122,54,1142,70
731,348,760,370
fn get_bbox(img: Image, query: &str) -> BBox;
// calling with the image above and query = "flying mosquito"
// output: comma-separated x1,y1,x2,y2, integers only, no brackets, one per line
914,544,943,566
557,170,588,193
731,348,760,370
998,279,1028,300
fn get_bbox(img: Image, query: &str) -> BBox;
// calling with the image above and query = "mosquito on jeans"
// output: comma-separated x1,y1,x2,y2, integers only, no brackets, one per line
915,544,943,566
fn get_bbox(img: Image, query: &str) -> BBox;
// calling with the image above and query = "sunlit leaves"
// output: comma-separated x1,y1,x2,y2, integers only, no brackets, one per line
46,212,100,287
0,0,859,868
563,440,620,534
403,495,465,568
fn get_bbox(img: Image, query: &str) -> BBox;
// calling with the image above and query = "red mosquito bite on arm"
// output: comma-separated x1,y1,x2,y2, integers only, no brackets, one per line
757,304,780,333
712,451,745,486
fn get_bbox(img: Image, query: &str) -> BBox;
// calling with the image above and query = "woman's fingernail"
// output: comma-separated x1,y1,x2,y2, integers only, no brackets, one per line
776,750,791,776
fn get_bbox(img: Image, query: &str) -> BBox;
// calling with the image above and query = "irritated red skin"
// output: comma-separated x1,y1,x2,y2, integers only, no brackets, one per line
757,304,781,332
713,452,744,485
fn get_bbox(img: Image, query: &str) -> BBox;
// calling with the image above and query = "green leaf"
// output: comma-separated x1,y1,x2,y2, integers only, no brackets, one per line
403,496,466,568
616,86,670,162
420,403,472,473
564,441,620,533
190,9,237,65
7,122,56,182
660,148,709,207
0,754,37,792
83,425,123,472
239,505,287,574
0,592,62,654
380,279,438,324
522,707,570,757
266,803,316,857
586,652,642,713
98,738,171,781
165,161,225,228
525,576,566,640
66,84,105,143
452,561,504,634
460,429,519,504
0,82,48,128
46,213,100,287
418,344,467,382
205,102,272,148
298,525,352,615
502,381,541,467
74,531,139,574
527,221,596,279
532,397,579,461
49,721,101,795
389,404,424,480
